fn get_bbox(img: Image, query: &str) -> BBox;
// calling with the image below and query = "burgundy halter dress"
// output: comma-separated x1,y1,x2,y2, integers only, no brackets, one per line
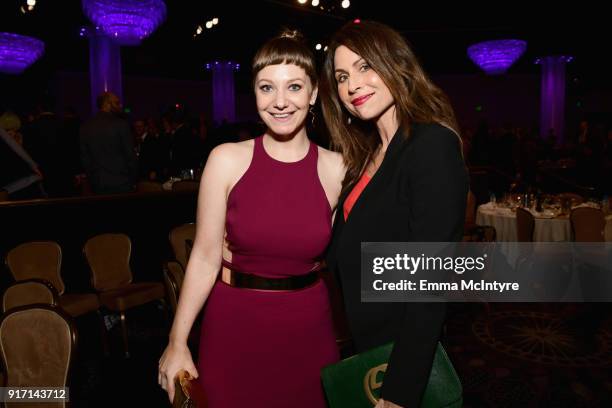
198,136,339,407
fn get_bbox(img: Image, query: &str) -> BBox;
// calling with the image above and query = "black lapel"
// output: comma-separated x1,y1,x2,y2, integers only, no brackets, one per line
341,126,407,230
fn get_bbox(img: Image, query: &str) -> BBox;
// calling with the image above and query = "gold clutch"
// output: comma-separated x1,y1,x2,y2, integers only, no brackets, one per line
173,370,208,408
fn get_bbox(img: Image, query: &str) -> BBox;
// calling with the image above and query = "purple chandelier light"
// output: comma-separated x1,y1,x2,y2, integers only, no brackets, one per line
0,32,44,74
467,39,527,75
82,0,167,45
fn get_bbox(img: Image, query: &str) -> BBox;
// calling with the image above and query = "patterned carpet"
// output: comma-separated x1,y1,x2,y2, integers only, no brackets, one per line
65,302,611,407
445,304,612,408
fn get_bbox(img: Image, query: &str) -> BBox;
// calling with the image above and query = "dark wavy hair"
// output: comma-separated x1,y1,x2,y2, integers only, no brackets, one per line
320,20,459,194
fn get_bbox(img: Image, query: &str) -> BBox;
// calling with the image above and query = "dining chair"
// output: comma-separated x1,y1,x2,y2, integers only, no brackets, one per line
0,304,77,408
2,279,58,313
169,223,196,269
570,207,605,242
163,261,185,316
5,241,103,318
465,190,477,229
515,207,535,242
162,260,201,349
83,233,167,357
6,241,107,354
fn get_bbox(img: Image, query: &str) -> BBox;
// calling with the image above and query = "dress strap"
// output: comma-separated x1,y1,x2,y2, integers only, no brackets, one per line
306,139,318,165
252,135,265,161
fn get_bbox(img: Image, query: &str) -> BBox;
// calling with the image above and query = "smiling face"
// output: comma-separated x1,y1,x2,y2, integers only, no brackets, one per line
333,45,395,124
255,63,317,138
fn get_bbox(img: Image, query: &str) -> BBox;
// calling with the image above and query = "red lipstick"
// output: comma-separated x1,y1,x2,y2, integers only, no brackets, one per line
351,93,373,106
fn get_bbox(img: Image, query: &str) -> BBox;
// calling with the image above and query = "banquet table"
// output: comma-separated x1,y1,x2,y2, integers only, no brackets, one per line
476,202,612,242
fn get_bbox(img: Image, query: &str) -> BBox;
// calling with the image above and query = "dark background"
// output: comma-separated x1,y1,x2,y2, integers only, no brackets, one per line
1,2,612,406
1,1,610,117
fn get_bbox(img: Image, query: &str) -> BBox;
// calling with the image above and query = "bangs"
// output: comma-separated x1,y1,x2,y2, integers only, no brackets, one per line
252,38,317,86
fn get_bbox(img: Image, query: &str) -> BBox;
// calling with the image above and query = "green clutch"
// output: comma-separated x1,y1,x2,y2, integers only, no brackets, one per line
321,342,462,408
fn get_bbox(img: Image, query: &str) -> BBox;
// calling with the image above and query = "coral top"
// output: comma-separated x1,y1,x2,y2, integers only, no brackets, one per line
343,172,371,221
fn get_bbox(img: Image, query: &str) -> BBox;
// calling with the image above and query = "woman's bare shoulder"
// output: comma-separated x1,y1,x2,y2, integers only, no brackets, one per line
204,139,255,183
207,139,252,165
317,145,346,186
210,139,254,160
317,146,344,169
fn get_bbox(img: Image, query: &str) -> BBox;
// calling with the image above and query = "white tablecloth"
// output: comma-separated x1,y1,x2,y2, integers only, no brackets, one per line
476,203,612,242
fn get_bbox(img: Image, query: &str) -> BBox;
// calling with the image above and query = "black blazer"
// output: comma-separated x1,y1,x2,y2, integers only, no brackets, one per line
327,123,468,407
80,112,138,194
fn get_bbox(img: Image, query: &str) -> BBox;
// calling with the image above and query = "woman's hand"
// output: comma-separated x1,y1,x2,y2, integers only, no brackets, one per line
157,342,199,403
375,398,404,408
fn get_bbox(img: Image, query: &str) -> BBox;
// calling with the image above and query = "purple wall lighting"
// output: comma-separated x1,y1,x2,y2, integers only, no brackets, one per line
205,61,239,124
535,55,573,144
82,0,167,46
467,39,527,75
87,28,123,115
0,32,44,74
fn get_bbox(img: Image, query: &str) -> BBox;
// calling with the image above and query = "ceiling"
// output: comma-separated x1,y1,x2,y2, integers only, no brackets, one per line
0,0,609,90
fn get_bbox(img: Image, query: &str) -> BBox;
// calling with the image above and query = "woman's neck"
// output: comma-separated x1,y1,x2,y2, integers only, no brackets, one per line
262,128,310,162
375,105,399,152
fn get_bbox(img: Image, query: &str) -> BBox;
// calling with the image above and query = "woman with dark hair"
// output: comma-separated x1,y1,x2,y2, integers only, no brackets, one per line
157,30,344,407
320,21,468,407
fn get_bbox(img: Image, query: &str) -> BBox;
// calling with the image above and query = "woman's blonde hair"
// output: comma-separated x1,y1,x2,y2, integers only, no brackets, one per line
0,111,22,132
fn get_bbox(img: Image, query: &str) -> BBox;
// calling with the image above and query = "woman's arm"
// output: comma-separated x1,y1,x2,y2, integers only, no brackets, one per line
158,144,239,402
318,147,346,213
381,126,468,407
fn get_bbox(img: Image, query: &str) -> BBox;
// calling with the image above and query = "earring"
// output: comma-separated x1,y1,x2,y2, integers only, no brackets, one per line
347,116,352,125
309,105,316,126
